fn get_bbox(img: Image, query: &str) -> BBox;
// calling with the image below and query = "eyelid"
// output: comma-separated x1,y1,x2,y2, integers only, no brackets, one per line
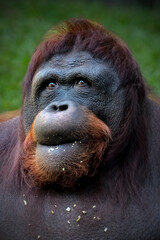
34,79,56,95
46,79,57,85
41,77,58,88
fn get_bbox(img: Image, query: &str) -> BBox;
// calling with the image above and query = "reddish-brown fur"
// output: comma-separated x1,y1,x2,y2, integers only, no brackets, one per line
1,19,160,240
0,110,20,122
1,19,149,202
20,19,148,200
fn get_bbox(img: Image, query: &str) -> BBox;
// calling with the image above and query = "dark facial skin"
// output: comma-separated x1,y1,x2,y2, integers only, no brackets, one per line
22,51,124,187
23,51,125,136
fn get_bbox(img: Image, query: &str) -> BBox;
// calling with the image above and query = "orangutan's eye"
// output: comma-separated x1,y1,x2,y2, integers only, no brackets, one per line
75,78,90,88
46,81,57,89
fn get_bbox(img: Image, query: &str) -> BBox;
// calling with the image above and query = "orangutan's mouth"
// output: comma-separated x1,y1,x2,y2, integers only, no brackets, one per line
35,140,85,167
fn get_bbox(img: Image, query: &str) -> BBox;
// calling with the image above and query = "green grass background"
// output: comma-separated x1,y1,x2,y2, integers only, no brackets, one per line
0,0,160,113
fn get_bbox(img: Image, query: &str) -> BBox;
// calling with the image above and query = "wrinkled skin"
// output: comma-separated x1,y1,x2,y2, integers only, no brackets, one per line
0,51,160,240
22,52,120,187
23,52,124,135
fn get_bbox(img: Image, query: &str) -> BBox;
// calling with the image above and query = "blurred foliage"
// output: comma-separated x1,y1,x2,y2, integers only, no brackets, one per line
0,0,160,112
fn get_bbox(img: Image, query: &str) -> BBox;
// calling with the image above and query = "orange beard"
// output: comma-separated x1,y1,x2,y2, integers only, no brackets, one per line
22,110,111,188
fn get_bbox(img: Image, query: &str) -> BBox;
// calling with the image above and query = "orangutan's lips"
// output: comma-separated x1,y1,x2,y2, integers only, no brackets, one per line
35,141,84,166
43,140,82,152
